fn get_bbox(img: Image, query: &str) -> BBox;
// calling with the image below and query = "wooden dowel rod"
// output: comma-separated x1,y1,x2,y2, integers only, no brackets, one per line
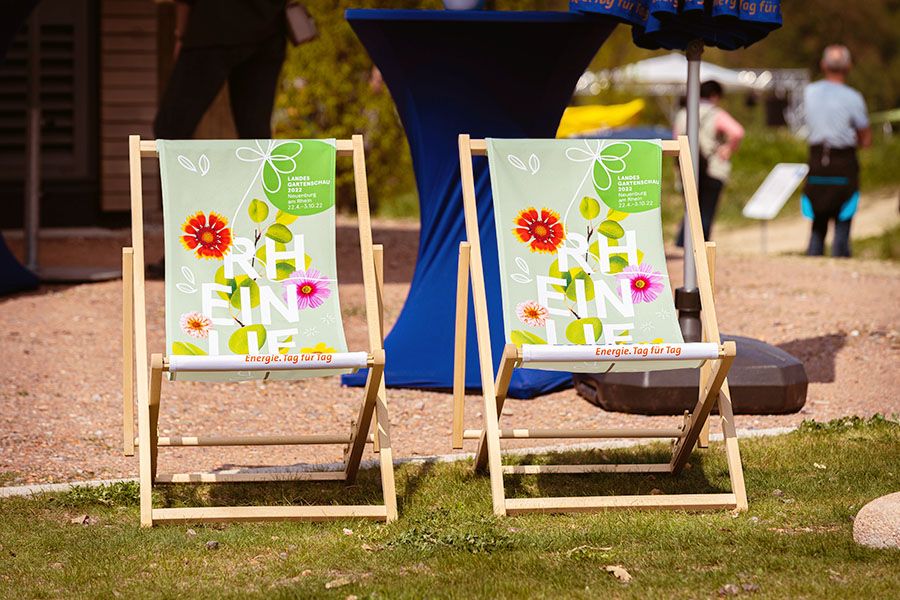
503,463,672,475
462,428,684,440
139,434,366,447
156,471,347,484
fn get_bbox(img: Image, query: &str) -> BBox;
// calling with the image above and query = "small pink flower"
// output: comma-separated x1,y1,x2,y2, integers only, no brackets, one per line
179,311,212,339
284,268,332,310
516,300,549,327
616,263,665,303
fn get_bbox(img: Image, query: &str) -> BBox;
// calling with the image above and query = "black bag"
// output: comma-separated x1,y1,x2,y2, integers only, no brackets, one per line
285,2,317,46
803,145,859,218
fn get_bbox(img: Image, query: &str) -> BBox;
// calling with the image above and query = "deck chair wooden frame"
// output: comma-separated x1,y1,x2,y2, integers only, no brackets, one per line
453,134,746,516
122,135,397,526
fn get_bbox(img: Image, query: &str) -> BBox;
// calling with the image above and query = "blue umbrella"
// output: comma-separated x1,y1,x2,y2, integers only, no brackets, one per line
570,0,782,51
569,0,782,339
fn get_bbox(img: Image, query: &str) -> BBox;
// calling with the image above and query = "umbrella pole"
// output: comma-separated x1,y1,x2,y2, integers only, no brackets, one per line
675,40,704,342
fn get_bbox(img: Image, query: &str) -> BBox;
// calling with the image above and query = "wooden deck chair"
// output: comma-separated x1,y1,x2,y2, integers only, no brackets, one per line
453,134,746,516
122,135,396,526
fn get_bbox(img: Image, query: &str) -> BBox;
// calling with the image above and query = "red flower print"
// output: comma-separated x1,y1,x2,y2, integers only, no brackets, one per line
181,211,232,260
513,207,565,254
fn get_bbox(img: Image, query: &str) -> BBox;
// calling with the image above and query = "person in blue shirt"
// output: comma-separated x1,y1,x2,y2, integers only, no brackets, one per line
802,45,871,258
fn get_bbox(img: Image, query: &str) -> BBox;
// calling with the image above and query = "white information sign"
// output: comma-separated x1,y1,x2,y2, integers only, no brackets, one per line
742,163,809,220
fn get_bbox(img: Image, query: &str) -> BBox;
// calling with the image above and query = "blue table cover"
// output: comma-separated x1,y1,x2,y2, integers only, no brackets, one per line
341,10,617,398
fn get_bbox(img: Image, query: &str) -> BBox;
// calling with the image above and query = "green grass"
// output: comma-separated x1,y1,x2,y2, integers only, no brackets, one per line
2,416,899,599
852,224,900,261
658,129,900,240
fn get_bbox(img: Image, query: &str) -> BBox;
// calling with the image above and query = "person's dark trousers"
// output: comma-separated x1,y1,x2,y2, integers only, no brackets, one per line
807,215,852,257
676,173,724,247
154,34,286,139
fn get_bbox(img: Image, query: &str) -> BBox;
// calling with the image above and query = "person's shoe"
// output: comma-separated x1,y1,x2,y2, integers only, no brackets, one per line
146,257,165,280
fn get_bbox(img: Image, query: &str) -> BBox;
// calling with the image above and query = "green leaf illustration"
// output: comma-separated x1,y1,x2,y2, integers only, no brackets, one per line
510,330,547,346
214,266,249,301
275,210,298,225
549,261,594,301
230,278,260,310
565,269,595,302
275,261,296,280
248,198,269,223
608,255,629,274
588,238,644,269
606,208,629,221
228,325,268,354
278,336,293,355
598,220,625,239
171,341,206,356
265,223,293,244
565,318,603,344
579,196,601,220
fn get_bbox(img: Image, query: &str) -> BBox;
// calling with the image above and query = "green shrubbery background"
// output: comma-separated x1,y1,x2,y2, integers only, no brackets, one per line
273,1,900,218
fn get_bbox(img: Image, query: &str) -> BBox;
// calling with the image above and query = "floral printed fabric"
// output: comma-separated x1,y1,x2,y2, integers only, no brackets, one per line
486,138,695,373
158,139,350,382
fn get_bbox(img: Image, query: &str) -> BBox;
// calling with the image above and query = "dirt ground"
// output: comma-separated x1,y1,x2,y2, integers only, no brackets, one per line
2,219,898,484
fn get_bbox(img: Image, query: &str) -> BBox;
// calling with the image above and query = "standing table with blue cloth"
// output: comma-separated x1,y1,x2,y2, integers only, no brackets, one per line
340,10,618,398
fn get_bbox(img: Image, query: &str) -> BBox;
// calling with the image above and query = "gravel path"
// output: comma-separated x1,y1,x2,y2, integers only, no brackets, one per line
715,188,899,256
2,220,898,485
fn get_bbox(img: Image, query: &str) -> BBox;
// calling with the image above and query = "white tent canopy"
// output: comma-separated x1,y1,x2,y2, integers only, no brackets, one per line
576,52,773,97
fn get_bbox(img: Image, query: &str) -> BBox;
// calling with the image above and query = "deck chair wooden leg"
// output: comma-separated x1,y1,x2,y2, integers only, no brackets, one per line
718,379,748,510
474,344,517,472
452,241,471,449
149,354,163,481
697,241,716,451
670,342,736,473
372,244,385,454
344,350,384,484
698,419,710,449
459,134,506,516
122,248,135,456
137,360,154,527
374,380,398,521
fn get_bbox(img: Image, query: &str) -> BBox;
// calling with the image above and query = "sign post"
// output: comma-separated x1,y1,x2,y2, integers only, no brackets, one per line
742,163,809,254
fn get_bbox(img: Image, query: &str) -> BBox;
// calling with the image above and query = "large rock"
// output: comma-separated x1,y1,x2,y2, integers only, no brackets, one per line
853,492,900,549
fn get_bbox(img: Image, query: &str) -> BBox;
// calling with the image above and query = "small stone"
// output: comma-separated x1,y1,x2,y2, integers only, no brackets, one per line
772,489,784,497
50,562,63,570
649,488,664,495
205,540,219,551
718,583,740,596
185,529,197,537
850,329,860,337
342,528,354,536
279,552,288,560
325,577,351,589
853,492,900,549
749,516,759,524
742,583,760,593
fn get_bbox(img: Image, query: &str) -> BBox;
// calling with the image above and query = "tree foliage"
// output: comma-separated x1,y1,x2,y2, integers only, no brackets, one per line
273,0,563,213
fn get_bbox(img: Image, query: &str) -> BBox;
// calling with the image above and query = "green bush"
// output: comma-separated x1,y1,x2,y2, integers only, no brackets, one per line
274,0,438,213
273,1,565,214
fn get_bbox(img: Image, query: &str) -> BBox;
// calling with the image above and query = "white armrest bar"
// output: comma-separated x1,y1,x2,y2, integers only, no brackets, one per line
520,342,722,364
167,352,371,373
